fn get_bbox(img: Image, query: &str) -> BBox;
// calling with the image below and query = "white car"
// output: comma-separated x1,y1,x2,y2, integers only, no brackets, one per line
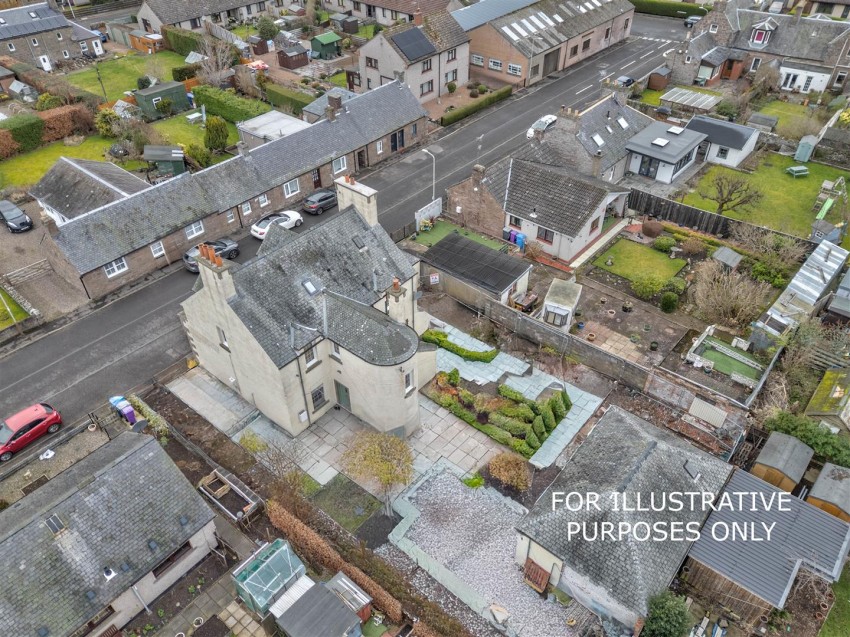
526,114,558,139
250,211,303,239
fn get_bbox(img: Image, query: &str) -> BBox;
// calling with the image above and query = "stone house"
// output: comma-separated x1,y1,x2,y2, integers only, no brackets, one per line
0,1,103,72
0,432,217,637
671,0,850,93
180,176,436,438
137,0,273,33
451,0,634,88
320,0,463,28
42,81,427,299
357,10,469,102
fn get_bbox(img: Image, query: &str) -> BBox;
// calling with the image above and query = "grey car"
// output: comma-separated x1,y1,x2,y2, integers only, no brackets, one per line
302,189,337,215
0,200,33,233
183,239,240,272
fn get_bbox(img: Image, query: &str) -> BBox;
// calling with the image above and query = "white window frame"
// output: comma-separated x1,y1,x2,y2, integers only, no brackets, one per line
79,40,88,52
507,63,522,76
241,201,252,215
331,341,341,360
62,50,69,59
447,48,456,62
31,38,39,47
56,32,62,41
404,371,415,393
283,178,300,197
150,241,165,258
685,55,692,64
311,384,326,410
488,59,503,71
709,24,718,34
376,140,383,154
305,345,316,365
332,156,347,174
151,96,162,107
7,43,15,52
471,54,484,66
184,220,204,240
226,210,236,223
750,57,761,72
103,257,128,278
716,146,729,159
258,193,269,207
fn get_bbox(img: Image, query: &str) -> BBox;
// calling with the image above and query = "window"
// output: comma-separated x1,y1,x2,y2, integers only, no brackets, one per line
246,4,252,14
844,5,850,18
331,341,341,359
151,96,162,107
710,24,718,34
420,79,433,95
311,385,327,410
716,147,729,159
391,10,399,19
624,18,629,30
62,50,69,59
751,29,767,44
836,72,848,86
150,241,165,258
80,41,88,52
226,210,236,223
68,605,115,637
283,178,299,197
672,148,695,174
382,8,386,17
185,220,204,239
31,38,38,47
412,122,417,136
447,48,456,62
241,201,252,215
7,43,14,52
366,56,378,69
332,156,347,173
258,1,266,9
604,27,610,40
507,63,522,76
367,78,372,89
685,55,692,64
56,32,62,40
471,54,484,66
509,215,521,227
537,227,554,243
544,308,568,327
803,75,813,92
353,1,361,9
103,257,128,278
582,39,590,52
590,217,600,233
404,371,415,393
217,326,229,350
569,45,578,58
212,13,222,23
445,69,457,83
488,58,503,71
258,193,269,207
422,58,432,72
189,18,201,28
305,345,316,366
152,541,192,579
530,64,539,77
376,140,383,154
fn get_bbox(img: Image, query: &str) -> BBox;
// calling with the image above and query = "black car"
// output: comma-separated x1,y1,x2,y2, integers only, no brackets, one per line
684,16,701,28
182,239,240,272
0,201,33,233
302,189,337,215
615,75,635,88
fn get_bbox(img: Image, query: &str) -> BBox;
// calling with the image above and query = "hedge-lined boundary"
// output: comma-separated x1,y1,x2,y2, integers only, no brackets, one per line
422,329,498,362
0,55,102,107
193,85,272,122
630,0,704,18
440,85,512,126
161,25,205,55
266,84,314,115
0,104,93,160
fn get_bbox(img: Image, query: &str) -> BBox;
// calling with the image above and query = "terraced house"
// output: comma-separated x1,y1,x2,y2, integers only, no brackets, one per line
320,0,464,28
137,0,273,33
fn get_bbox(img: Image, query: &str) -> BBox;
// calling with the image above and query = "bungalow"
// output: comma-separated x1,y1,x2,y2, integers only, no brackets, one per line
805,368,850,433
320,0,463,28
137,0,272,33
808,463,850,523
684,115,759,168
750,431,813,492
0,432,217,637
625,121,706,184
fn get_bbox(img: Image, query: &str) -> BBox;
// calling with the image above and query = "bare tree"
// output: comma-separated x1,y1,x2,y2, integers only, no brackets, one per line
691,260,772,327
699,173,764,216
751,64,780,100
145,54,166,82
342,432,413,516
752,373,790,425
239,430,310,493
730,224,807,270
196,36,235,88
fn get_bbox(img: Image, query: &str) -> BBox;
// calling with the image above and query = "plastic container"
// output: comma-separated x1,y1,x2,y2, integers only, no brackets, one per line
502,227,511,241
516,233,526,250
509,229,517,243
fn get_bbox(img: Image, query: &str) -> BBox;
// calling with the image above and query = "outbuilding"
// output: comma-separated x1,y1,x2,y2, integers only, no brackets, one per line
750,431,813,492
278,44,309,70
684,115,759,168
808,463,850,522
134,81,190,120
311,32,341,60
541,278,582,329
805,368,850,432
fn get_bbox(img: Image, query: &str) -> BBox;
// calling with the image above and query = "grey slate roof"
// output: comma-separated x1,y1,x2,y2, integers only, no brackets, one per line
754,431,813,484
626,121,706,163
227,208,418,368
30,157,150,222
747,112,778,131
0,66,13,78
302,87,358,119
0,2,68,40
688,469,850,608
810,463,850,515
53,81,427,274
729,12,850,63
141,0,257,26
422,233,532,295
686,115,757,150
383,10,468,64
0,432,214,637
276,583,360,637
517,406,732,619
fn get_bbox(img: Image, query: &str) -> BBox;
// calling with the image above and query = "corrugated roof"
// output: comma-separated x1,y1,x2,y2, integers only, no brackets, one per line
688,469,850,608
451,0,538,30
754,432,813,483
711,245,743,269
659,87,722,111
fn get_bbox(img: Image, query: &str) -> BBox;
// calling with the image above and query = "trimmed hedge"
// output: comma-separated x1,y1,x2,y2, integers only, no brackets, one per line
541,405,556,432
497,402,535,422
441,85,512,126
510,439,535,458
266,84,314,115
549,395,566,422
0,113,43,153
0,55,102,107
497,385,526,403
421,329,498,363
526,428,541,450
171,63,200,82
0,104,92,159
532,416,546,440
488,413,531,437
560,389,572,411
193,85,272,122
161,25,205,55
630,0,705,17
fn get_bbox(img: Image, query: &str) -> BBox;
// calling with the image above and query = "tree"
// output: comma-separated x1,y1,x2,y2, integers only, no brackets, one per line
342,432,413,516
204,115,229,152
186,143,212,169
691,260,772,327
196,36,235,87
730,225,806,266
751,64,780,101
145,54,166,82
699,173,764,216
643,591,691,637
257,16,279,41
630,272,665,300
94,109,121,137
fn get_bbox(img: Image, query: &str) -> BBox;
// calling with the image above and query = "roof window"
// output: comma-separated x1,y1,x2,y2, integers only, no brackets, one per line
651,138,670,147
303,280,318,295
668,126,684,135
45,514,65,535
592,133,604,146
29,11,38,18
617,117,628,129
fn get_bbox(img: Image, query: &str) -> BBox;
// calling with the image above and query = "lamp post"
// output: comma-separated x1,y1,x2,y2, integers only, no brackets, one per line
422,149,436,202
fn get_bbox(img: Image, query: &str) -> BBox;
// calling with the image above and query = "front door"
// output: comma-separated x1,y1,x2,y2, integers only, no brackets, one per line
38,55,51,72
311,168,321,188
390,130,405,152
638,155,659,179
357,149,367,170
366,3,374,17
335,381,351,411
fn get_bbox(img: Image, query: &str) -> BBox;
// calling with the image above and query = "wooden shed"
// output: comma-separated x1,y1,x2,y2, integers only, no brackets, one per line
278,44,308,69
128,30,164,54
646,66,671,91
248,35,269,56
750,431,813,492
808,463,850,522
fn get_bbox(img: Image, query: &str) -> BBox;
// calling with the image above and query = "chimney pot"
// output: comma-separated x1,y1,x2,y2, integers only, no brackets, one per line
350,177,355,185
215,254,223,267
413,8,423,26
392,277,400,291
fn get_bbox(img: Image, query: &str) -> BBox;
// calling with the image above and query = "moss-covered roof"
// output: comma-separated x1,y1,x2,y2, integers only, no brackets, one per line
805,369,850,415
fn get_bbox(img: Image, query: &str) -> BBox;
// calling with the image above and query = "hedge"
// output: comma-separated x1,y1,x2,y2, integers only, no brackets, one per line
171,63,200,82
421,329,498,362
488,413,531,437
541,405,556,432
0,104,92,159
0,113,42,153
0,56,102,107
630,0,705,18
510,438,535,459
560,389,572,411
161,25,205,55
193,85,272,122
549,395,566,421
497,402,535,423
266,84,314,115
441,85,512,126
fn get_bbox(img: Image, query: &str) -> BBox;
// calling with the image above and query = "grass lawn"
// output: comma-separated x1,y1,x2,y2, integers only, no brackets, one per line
682,152,850,238
329,71,347,88
152,110,238,158
592,238,686,282
640,89,663,106
0,289,28,331
362,617,396,637
229,24,253,39
310,474,382,533
700,337,762,380
357,24,376,38
67,51,186,102
414,219,504,249
757,100,812,128
822,563,850,637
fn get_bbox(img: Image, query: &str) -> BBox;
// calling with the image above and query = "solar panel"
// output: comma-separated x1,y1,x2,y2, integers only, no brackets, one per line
391,28,436,62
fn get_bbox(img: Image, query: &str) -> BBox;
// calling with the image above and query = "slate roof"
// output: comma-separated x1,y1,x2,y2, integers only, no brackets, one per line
140,0,257,26
517,406,732,619
302,87,358,119
70,21,99,42
276,583,360,637
422,233,531,295
685,115,757,150
227,208,418,368
53,81,427,274
30,157,150,222
810,463,850,515
0,66,13,78
367,0,454,16
728,12,850,63
0,432,214,637
688,469,850,608
805,369,850,416
626,121,706,163
0,2,68,40
754,432,813,483
383,11,468,64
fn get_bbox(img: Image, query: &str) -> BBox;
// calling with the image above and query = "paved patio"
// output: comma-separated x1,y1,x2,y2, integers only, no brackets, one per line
169,368,257,436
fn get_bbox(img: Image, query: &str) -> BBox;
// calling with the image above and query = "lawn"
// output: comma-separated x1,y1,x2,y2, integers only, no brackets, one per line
152,110,238,153
682,152,850,239
757,100,812,128
310,474,382,533
700,337,763,380
67,51,186,102
362,617,396,637
0,289,28,331
592,238,686,282
329,71,347,88
229,24,253,39
414,219,504,249
357,24,376,39
822,563,850,637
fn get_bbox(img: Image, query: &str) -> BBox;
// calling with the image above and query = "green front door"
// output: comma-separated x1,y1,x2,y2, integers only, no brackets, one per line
335,381,351,411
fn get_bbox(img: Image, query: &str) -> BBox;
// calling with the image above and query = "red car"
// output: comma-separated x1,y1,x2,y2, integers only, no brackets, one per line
0,403,62,462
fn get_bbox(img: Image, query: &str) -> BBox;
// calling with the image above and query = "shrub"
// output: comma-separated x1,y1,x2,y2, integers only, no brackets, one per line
441,85,512,126
39,104,92,142
193,85,272,122
560,390,572,412
266,84,315,115
0,129,19,159
421,329,498,362
463,473,484,488
161,25,205,55
257,15,279,40
203,114,229,151
642,220,663,238
541,405,556,432
497,385,526,403
660,292,679,313
154,97,173,116
478,424,514,445
764,411,850,468
510,439,535,458
489,453,531,489
171,64,199,82
532,416,545,439
457,388,475,406
681,237,707,256
652,236,676,253
127,395,169,437
497,403,535,422
629,0,704,18
447,368,460,386
477,84,487,94
186,143,212,168
137,76,152,90
549,395,566,421
0,55,102,106
631,272,666,300
665,277,687,295
750,261,788,288
469,89,479,98
715,100,738,120
0,113,44,153
526,428,541,450
488,413,531,437
95,109,121,137
35,93,63,111
447,81,457,94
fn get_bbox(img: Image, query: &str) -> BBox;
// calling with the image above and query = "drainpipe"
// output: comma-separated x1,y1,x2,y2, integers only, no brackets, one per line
291,325,313,428
131,585,151,614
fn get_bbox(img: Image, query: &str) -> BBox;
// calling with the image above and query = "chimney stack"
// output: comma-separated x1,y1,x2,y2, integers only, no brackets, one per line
592,149,603,178
327,93,343,111
471,164,485,189
533,127,545,142
413,8,423,26
335,175,379,226
325,105,336,122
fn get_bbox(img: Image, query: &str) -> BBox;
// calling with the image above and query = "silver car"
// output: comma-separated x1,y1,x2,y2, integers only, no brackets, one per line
183,239,240,272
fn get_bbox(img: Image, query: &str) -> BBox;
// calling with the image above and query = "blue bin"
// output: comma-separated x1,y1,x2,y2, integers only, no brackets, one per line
516,233,526,251
509,230,517,244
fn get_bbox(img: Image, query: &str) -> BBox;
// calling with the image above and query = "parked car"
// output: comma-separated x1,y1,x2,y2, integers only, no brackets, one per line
526,114,558,139
250,211,303,239
302,189,338,215
182,239,240,272
0,200,33,233
615,75,635,87
91,29,108,43
684,15,701,28
0,403,62,462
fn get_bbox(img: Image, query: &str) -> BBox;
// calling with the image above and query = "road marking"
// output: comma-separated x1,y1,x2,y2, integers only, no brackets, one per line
662,47,676,58
640,51,655,59
600,72,614,81
620,60,635,70
576,85,594,94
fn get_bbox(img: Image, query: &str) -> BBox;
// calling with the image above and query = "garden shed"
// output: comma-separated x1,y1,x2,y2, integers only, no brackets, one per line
248,35,270,56
746,112,778,133
311,32,342,60
750,431,813,492
134,81,190,120
326,571,372,623
804,368,850,432
143,145,186,176
711,246,742,271
128,29,163,54
0,66,14,94
232,539,306,616
541,278,582,330
808,463,850,522
278,44,308,70
795,134,817,163
646,66,671,91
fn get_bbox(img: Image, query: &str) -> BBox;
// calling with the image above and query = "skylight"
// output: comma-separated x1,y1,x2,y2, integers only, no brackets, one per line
29,11,38,18
606,125,613,133
0,18,6,25
303,280,318,295
45,514,65,535
617,117,628,129
592,134,605,146
667,126,685,135
652,138,670,147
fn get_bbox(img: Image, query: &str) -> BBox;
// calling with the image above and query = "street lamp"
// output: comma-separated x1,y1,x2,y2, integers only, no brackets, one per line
422,149,436,202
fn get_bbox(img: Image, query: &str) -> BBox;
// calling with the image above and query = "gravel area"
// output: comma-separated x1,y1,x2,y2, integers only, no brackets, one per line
404,470,585,637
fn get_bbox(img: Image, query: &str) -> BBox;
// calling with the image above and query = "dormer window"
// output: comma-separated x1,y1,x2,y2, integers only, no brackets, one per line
751,29,768,45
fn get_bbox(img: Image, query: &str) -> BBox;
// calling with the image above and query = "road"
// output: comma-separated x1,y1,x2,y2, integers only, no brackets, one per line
0,16,683,423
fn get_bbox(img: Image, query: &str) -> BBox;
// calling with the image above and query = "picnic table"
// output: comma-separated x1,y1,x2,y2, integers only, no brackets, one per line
786,165,809,178
185,112,203,125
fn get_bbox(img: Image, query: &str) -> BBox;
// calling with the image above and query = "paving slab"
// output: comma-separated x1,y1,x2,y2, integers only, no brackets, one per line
167,367,256,436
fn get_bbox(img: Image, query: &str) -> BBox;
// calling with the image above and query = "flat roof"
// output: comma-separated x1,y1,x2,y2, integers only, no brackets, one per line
237,109,311,140
625,120,706,163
